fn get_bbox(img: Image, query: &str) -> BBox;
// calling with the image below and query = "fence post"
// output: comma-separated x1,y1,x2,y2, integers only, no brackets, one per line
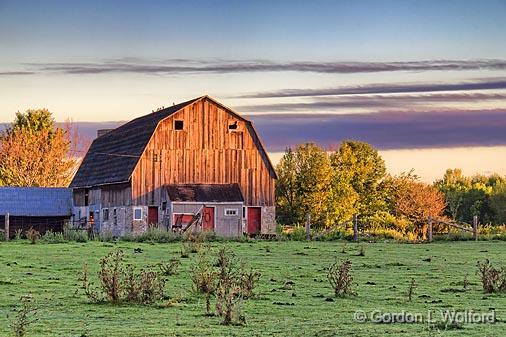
353,214,358,242
305,214,311,241
5,213,9,241
428,216,433,243
473,215,478,241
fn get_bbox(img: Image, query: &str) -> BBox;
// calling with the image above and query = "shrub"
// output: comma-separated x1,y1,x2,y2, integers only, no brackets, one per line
14,229,23,241
25,228,39,244
41,230,66,244
158,258,181,276
215,247,259,325
191,252,218,315
239,266,261,299
190,246,260,324
9,295,37,337
78,249,166,305
124,266,165,305
476,259,506,293
327,259,355,297
125,227,181,243
0,230,5,241
280,225,306,241
97,230,114,242
180,242,192,258
63,228,88,242
215,276,244,325
181,235,201,257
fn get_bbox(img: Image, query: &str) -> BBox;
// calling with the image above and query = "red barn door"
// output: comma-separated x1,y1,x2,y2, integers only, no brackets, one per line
247,207,261,235
203,207,215,231
148,206,158,225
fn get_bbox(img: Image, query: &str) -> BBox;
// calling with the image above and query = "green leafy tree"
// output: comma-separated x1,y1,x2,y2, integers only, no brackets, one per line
0,109,76,187
276,143,332,227
435,169,497,223
330,141,387,217
490,182,506,224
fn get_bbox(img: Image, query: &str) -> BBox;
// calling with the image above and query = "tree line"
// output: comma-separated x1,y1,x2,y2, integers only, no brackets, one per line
276,142,506,239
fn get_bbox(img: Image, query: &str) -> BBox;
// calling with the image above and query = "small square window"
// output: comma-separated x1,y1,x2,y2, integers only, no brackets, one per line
134,208,143,220
224,208,238,216
174,120,184,130
103,208,109,221
162,201,167,211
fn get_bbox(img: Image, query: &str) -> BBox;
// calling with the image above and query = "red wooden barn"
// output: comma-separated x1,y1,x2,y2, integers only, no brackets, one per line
70,96,276,237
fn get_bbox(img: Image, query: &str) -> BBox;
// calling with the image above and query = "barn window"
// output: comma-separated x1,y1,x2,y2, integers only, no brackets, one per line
113,208,117,225
161,201,167,211
228,121,238,131
174,120,184,130
134,207,143,220
103,208,109,221
242,207,246,219
224,208,238,216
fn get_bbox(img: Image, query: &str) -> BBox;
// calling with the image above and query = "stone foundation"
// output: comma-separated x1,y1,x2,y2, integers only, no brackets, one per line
261,206,276,235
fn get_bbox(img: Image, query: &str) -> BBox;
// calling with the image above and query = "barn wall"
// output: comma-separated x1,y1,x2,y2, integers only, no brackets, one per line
100,206,131,237
100,183,132,207
73,189,85,206
171,202,243,237
0,215,69,238
131,98,276,207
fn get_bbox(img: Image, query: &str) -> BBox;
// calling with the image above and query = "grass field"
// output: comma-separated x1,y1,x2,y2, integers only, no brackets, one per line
0,240,505,336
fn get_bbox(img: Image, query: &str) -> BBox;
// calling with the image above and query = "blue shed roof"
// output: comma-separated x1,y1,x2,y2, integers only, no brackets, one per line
0,187,72,217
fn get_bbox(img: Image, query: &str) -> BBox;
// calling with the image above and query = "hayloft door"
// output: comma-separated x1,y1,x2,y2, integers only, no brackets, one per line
203,207,215,231
247,207,261,234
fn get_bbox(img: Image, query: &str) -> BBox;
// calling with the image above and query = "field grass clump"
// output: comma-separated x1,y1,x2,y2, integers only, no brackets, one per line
122,227,181,243
158,258,181,276
190,247,261,325
327,259,355,297
25,228,39,244
79,249,165,305
41,230,66,244
63,228,88,242
476,259,506,293
8,295,37,337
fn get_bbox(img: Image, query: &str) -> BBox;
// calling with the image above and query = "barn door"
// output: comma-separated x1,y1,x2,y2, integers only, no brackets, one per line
247,207,261,235
202,207,215,231
148,206,159,226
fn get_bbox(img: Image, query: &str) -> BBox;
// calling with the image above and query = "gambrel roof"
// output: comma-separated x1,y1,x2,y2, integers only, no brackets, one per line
70,96,276,188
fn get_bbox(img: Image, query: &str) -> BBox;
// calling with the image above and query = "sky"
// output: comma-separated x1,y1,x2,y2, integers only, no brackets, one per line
1,0,506,182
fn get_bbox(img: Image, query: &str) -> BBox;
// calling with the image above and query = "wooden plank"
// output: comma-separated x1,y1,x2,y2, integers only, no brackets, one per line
5,213,9,241
131,98,276,206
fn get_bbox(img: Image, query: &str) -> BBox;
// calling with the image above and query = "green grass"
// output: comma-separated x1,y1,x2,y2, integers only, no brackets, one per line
0,240,505,336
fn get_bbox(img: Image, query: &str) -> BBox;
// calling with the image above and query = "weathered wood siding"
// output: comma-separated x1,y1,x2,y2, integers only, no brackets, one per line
131,98,275,206
73,184,131,207
101,183,132,207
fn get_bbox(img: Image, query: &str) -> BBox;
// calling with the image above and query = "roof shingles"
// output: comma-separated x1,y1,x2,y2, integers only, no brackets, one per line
166,184,244,203
70,97,200,188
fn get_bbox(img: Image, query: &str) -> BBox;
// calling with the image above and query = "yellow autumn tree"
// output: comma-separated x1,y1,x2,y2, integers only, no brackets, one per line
0,109,76,187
